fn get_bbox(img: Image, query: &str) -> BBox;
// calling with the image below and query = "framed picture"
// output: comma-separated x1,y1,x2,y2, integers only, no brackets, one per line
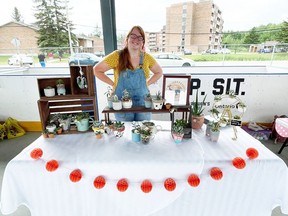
162,75,191,106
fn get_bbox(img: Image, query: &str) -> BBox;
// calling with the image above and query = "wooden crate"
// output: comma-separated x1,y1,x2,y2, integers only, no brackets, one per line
38,96,98,131
70,65,95,96
37,77,71,98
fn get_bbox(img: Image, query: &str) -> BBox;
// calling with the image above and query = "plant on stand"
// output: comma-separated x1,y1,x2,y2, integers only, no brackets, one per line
152,91,165,110
121,89,133,109
56,79,66,95
190,90,207,129
105,86,114,109
44,86,55,97
171,119,185,144
112,95,122,110
144,91,152,108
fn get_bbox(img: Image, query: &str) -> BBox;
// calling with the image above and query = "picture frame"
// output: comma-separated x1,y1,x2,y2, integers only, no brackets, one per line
162,75,191,106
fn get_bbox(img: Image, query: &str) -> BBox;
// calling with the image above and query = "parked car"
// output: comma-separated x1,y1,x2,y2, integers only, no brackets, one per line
183,49,192,55
258,48,272,53
152,53,195,67
219,48,231,54
68,53,102,66
8,54,34,66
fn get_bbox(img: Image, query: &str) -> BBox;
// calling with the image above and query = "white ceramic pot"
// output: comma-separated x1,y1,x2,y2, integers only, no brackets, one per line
112,101,122,110
122,100,132,109
46,124,56,133
44,88,55,97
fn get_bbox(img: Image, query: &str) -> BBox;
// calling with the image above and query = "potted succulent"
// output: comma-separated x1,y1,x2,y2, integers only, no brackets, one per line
152,91,165,110
190,90,207,129
104,120,114,134
113,121,125,137
105,86,114,109
92,120,104,134
95,130,103,139
165,103,172,110
144,91,153,108
46,123,56,133
48,131,56,138
210,121,220,142
138,125,153,144
44,86,55,97
121,89,133,109
56,126,63,134
131,125,141,142
59,114,72,131
74,112,91,132
112,95,122,110
42,129,49,138
56,79,66,95
171,120,185,144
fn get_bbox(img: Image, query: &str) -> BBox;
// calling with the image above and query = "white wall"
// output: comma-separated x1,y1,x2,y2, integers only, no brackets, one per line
1,65,288,123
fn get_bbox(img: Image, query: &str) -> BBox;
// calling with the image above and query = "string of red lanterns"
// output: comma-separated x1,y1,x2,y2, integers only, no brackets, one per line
30,147,259,193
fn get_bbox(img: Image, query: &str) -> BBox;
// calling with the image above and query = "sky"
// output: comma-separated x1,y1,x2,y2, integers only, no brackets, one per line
0,0,287,35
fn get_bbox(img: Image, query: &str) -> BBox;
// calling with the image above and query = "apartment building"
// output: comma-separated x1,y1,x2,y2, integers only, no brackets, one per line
164,0,223,53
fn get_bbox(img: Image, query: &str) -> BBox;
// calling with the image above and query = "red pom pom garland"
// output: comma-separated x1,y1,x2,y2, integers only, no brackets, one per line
45,159,59,172
117,178,129,192
94,176,106,189
69,169,82,182
32,145,260,192
30,148,43,160
164,178,176,191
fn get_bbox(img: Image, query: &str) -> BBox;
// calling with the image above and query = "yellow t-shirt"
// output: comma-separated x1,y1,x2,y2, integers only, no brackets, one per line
104,50,157,87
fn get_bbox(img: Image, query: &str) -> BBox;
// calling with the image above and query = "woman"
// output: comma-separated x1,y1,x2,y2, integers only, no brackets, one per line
93,25,163,121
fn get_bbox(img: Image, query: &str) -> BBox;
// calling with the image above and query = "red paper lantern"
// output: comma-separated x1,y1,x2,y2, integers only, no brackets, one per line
141,179,153,193
117,178,128,192
187,174,200,187
232,157,246,169
94,176,106,189
69,169,82,182
246,148,259,159
164,178,176,191
30,148,43,160
210,167,223,180
46,159,59,172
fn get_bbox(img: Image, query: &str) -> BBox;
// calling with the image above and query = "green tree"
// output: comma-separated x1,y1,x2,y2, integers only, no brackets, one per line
11,7,23,22
33,0,77,50
244,27,260,44
276,20,288,43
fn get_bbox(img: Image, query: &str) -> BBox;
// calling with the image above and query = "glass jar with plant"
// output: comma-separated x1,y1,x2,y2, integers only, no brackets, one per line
210,121,220,142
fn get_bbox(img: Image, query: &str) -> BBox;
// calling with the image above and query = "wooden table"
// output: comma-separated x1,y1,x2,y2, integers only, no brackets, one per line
102,105,190,122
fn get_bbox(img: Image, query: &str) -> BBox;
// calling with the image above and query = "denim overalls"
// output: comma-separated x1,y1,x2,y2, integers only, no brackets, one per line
114,53,151,121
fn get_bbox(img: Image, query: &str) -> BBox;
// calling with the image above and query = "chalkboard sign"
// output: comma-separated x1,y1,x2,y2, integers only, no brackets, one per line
231,119,242,126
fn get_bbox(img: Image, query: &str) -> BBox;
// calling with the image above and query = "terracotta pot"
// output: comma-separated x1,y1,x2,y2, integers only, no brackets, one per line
191,115,205,129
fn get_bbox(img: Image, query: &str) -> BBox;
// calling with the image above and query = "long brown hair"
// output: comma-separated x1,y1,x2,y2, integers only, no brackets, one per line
118,26,145,72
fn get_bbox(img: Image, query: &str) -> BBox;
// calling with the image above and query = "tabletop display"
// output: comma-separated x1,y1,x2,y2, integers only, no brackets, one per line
1,121,288,216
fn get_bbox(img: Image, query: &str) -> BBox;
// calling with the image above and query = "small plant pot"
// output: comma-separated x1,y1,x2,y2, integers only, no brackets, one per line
144,100,152,108
165,103,172,110
56,128,63,134
44,88,55,97
114,127,125,138
131,129,140,142
210,130,220,142
172,132,184,144
122,100,133,109
191,115,205,129
112,101,122,110
56,85,66,95
140,135,151,144
48,133,55,138
152,99,164,110
46,124,56,133
75,118,90,132
95,133,102,139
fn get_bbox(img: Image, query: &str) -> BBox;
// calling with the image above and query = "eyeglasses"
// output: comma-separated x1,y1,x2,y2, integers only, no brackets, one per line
129,33,144,42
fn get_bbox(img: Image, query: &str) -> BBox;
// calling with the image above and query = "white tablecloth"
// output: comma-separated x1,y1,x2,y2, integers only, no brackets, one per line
1,121,288,216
